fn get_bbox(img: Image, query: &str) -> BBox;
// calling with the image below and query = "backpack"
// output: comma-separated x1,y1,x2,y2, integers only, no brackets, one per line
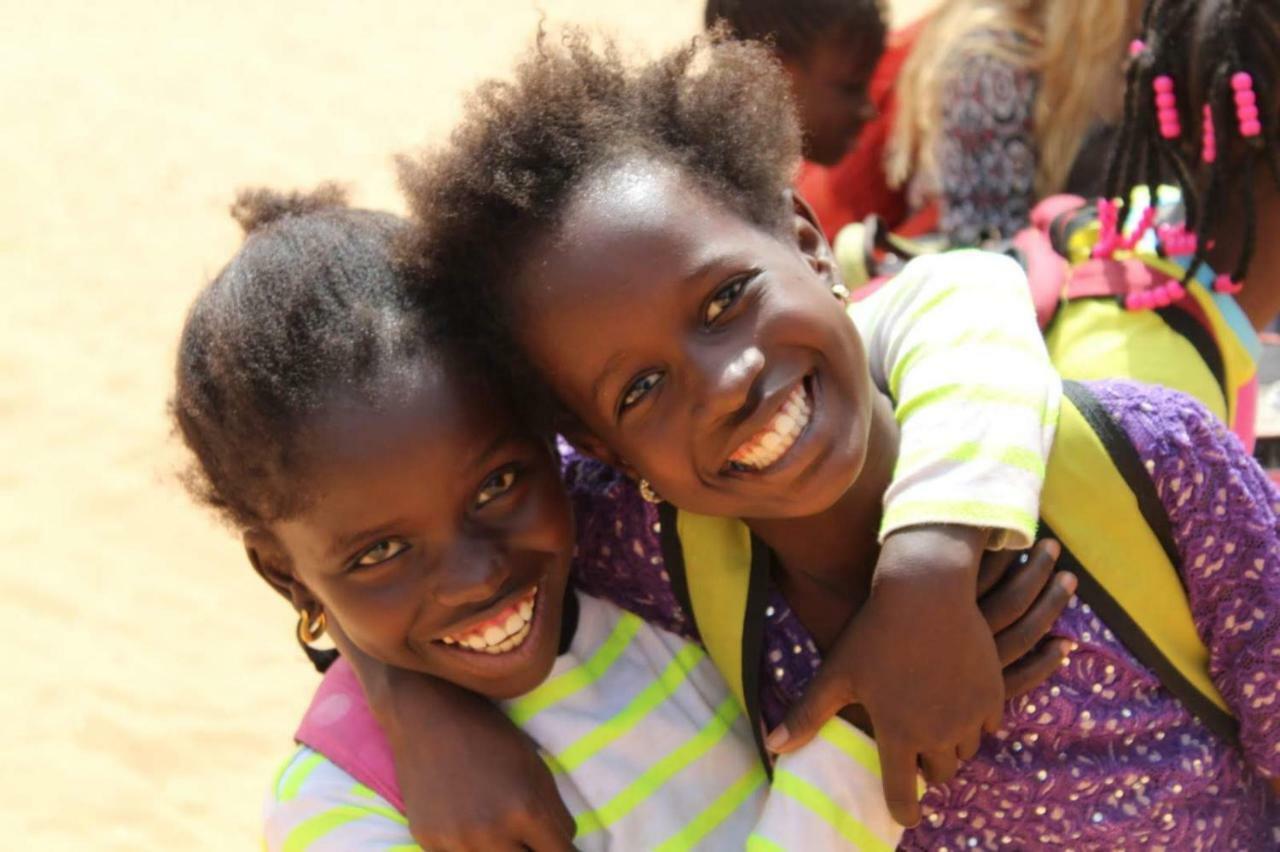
835,192,1260,451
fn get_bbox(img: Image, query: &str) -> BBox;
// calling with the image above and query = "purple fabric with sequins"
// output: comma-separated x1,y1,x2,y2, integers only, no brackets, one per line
565,381,1280,848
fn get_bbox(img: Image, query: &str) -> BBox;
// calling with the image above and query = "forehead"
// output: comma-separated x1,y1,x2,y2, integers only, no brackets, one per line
300,361,513,483
523,160,777,301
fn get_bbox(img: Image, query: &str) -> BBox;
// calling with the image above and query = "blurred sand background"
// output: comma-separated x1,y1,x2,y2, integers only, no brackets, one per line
0,0,933,846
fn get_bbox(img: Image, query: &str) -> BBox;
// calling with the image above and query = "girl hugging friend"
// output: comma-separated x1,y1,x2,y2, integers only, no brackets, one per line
176,187,1068,851
174,24,1279,852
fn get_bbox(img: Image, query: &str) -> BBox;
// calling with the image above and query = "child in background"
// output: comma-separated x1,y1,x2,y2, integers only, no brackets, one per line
704,1,938,239
397,30,1280,847
172,189,1071,850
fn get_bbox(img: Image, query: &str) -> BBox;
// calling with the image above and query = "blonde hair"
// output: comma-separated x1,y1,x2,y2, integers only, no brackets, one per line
888,0,1145,198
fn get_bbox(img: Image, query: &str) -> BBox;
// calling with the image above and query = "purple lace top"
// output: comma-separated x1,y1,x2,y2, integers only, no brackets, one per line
566,380,1280,848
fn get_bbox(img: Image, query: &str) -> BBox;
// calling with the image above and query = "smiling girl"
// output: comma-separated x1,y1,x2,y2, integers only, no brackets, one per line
394,31,1280,847
174,188,1072,850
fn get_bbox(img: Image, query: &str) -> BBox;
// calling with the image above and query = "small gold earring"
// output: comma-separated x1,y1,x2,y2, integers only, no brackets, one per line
638,479,663,504
296,609,327,645
831,282,851,302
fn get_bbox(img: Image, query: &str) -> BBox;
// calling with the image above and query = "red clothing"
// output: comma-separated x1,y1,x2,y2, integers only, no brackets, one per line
796,19,938,241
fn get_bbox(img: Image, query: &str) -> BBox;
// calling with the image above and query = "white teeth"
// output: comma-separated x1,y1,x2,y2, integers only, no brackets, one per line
441,587,539,654
728,383,813,471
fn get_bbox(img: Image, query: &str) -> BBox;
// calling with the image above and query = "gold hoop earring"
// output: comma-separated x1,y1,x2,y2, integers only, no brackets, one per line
296,609,327,645
638,479,663,504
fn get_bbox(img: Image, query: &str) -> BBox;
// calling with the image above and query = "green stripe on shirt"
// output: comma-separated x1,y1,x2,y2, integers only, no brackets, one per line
507,612,642,725
278,752,325,803
554,642,706,773
653,763,767,851
575,695,742,839
881,500,1038,536
895,441,1047,479
888,331,1049,401
282,803,409,852
772,769,895,852
895,383,1051,425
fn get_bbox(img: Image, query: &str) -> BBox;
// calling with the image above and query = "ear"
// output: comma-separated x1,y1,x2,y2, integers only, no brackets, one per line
787,190,844,290
243,528,317,614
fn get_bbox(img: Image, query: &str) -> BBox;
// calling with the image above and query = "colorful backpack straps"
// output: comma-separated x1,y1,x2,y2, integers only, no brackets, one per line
1042,381,1236,740
661,380,1238,754
657,502,773,769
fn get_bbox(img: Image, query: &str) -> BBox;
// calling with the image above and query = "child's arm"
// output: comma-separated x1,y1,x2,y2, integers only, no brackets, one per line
769,251,1061,827
332,628,576,852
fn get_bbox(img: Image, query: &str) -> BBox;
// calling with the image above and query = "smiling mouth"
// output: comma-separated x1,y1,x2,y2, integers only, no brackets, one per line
725,376,814,473
437,586,538,655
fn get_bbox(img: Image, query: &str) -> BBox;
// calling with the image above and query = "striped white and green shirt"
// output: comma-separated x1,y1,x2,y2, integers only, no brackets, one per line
264,593,902,851
852,250,1061,549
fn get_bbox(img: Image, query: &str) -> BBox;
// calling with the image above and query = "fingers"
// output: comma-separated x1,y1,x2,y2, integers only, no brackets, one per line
975,548,1017,597
879,738,922,827
767,669,856,754
994,571,1078,665
515,809,577,852
1002,638,1075,698
979,540,1061,635
919,747,959,784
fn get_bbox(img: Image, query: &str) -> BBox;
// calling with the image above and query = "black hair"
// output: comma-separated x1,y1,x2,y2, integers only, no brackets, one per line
398,28,802,414
703,0,885,59
172,186,440,528
1105,0,1280,286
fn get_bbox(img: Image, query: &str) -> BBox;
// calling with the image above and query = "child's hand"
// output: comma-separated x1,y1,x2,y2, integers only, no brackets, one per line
333,628,577,851
766,526,1069,828
975,539,1076,697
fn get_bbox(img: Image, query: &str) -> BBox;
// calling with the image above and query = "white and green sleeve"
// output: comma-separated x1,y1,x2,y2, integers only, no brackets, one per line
849,250,1060,549
263,747,417,851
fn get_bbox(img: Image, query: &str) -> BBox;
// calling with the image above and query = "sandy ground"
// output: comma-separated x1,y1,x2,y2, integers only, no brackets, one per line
1,1,934,847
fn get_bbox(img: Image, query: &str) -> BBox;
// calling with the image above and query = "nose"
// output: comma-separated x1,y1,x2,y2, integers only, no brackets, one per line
433,535,511,609
693,341,766,427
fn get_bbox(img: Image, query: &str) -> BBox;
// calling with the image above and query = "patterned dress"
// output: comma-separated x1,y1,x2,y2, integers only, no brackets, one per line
930,52,1039,244
567,381,1280,848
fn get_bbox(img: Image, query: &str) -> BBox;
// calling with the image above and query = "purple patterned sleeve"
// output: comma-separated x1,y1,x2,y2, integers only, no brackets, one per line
1094,381,1280,779
561,444,694,640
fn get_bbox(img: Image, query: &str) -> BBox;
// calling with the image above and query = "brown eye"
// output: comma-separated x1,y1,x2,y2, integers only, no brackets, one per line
704,277,746,325
619,371,663,413
475,467,518,508
354,539,409,568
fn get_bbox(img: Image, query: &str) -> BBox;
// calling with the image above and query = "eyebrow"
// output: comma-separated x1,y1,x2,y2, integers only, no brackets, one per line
588,253,744,413
324,428,523,561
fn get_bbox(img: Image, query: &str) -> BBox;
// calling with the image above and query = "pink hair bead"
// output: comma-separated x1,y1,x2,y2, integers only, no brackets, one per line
1129,39,1146,57
1202,105,1217,163
1231,72,1263,137
1154,75,1181,139
1214,275,1244,295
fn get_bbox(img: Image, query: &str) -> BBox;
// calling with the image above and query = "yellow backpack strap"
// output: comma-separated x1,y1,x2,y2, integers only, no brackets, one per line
1043,382,1237,740
657,503,773,768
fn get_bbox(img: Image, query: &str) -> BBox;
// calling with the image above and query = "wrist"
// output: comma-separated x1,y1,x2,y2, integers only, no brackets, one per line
873,524,988,592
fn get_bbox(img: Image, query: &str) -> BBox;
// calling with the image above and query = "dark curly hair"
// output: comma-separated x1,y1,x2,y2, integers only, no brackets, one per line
172,186,442,528
704,0,885,59
399,28,801,409
1105,0,1280,287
